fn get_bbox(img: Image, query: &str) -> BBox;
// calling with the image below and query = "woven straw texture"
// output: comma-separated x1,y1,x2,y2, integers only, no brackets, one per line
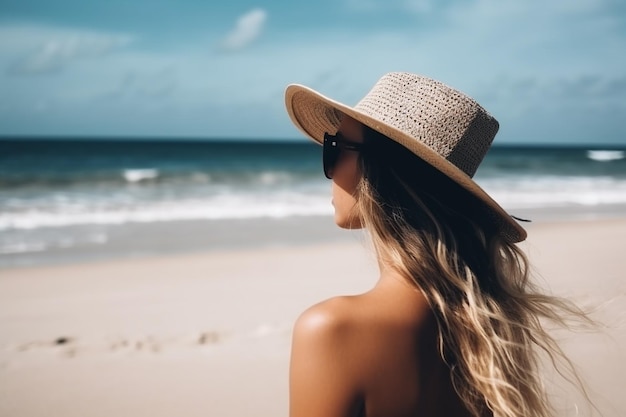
285,72,526,242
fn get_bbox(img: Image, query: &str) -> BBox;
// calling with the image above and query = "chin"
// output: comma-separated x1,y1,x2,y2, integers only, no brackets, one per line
334,213,364,230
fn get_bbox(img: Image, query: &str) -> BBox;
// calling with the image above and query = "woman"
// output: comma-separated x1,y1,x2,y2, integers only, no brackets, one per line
284,72,587,417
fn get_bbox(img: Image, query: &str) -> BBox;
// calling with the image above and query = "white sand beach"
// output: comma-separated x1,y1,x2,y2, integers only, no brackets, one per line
1,217,625,417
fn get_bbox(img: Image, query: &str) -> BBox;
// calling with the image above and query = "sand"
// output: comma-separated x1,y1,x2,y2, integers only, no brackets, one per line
1,218,625,417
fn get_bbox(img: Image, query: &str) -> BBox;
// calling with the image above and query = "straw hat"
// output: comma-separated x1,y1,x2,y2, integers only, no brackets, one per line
285,72,527,242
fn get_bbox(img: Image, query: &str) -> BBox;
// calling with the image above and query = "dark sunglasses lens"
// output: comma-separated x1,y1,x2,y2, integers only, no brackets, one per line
323,134,338,179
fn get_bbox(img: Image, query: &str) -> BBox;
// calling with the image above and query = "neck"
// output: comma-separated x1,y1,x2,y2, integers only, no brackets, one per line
375,254,418,293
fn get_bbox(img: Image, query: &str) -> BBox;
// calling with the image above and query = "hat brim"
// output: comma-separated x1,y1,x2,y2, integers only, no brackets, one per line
285,83,527,243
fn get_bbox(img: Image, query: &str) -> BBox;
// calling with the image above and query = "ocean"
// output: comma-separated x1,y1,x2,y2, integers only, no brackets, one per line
1,139,625,268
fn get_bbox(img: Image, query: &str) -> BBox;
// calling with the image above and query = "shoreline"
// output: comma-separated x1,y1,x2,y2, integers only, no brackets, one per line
3,203,626,270
1,215,360,270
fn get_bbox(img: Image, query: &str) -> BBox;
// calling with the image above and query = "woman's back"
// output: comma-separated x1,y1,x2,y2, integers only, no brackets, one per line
290,273,479,417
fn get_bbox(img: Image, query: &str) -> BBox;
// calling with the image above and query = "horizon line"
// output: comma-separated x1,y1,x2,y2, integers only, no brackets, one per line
0,135,624,150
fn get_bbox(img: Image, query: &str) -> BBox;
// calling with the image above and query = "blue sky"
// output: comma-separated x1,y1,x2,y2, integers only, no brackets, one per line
1,0,625,144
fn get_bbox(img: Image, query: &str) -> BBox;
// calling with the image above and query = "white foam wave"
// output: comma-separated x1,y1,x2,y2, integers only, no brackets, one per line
123,168,159,183
0,193,333,230
482,176,626,209
586,150,625,162
258,172,291,185
2,176,625,231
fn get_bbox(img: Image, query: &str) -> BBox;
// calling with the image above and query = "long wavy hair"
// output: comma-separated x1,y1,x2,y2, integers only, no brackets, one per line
353,125,591,417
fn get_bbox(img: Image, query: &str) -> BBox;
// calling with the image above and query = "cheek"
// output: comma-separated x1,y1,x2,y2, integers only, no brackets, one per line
332,153,360,193
332,181,356,208
332,183,360,228
331,175,362,229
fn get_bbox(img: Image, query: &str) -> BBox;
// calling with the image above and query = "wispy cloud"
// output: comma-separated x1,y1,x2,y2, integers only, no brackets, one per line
218,8,267,52
2,25,133,75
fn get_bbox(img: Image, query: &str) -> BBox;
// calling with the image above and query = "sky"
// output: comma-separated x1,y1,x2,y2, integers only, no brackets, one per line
1,0,625,145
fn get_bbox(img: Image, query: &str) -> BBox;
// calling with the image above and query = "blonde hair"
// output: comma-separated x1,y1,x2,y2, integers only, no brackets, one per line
355,127,591,417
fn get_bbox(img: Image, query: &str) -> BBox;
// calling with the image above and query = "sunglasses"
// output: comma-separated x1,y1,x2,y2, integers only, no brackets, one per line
323,132,365,179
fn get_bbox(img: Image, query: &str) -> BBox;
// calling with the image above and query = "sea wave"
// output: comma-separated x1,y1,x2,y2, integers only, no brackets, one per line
483,175,626,208
1,175,625,231
586,150,625,162
123,168,160,183
0,193,333,230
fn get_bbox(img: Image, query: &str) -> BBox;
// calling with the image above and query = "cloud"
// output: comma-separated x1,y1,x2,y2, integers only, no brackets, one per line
3,26,133,75
219,8,267,52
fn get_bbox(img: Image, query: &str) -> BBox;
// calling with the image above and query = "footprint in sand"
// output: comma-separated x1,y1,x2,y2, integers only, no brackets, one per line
197,331,221,345
16,336,77,357
135,336,161,353
110,336,161,353
53,336,79,357
109,338,131,351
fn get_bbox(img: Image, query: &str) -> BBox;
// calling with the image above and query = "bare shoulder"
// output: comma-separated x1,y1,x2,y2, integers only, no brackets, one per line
293,289,432,345
289,296,366,417
289,290,448,417
291,292,422,373
292,296,361,348
295,295,358,325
